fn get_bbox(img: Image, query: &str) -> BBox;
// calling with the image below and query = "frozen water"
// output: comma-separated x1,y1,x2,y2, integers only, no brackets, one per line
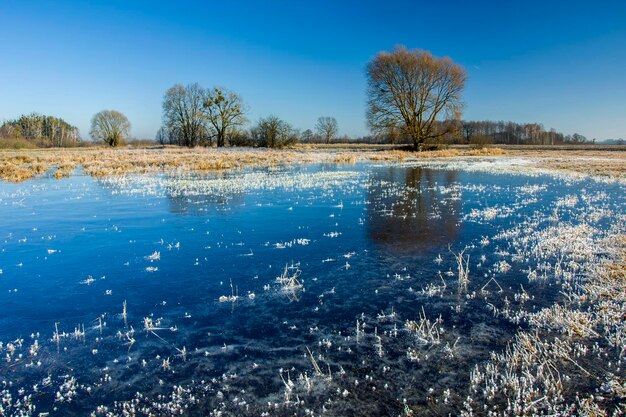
0,162,623,415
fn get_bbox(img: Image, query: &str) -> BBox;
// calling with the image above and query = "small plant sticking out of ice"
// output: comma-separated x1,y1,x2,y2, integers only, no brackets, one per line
275,263,304,301
305,346,324,377
162,357,170,371
449,247,470,291
276,264,303,291
404,307,443,346
376,307,397,322
176,346,187,362
218,278,240,303
80,275,95,285
143,317,157,332
480,277,504,294
145,251,160,261
421,272,448,297
494,260,512,273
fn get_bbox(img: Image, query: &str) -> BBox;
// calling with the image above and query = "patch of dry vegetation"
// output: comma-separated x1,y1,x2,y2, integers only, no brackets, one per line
0,145,623,183
465,235,626,416
0,137,38,149
418,147,508,158
538,158,626,178
0,146,508,182
504,148,626,178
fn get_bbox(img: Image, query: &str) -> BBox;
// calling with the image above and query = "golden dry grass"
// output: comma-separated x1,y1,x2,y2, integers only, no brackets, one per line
0,145,623,182
537,158,626,178
0,146,465,182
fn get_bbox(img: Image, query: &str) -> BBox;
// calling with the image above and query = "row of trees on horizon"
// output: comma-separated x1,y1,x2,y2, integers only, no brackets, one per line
155,83,339,148
1,47,621,149
0,111,610,148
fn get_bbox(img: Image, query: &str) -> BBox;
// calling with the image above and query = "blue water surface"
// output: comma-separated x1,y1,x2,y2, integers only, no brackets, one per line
0,162,622,415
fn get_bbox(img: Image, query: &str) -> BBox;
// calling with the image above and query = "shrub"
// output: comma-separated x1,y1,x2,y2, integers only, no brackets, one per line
0,137,37,149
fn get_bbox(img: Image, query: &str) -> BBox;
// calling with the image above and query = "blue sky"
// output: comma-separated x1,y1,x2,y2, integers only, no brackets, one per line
1,0,625,140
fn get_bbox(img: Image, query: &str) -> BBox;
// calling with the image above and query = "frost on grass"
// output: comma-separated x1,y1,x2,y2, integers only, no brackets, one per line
99,169,364,197
401,156,626,184
464,235,626,416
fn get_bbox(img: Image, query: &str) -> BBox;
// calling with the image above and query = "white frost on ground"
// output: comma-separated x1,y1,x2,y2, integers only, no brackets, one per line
99,169,364,197
400,156,625,183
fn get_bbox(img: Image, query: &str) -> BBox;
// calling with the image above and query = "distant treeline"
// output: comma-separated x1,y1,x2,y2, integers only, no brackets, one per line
456,120,591,146
1,112,620,149
301,121,597,146
0,113,81,148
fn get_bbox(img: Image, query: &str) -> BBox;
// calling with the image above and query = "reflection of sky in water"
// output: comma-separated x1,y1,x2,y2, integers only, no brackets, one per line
0,163,623,415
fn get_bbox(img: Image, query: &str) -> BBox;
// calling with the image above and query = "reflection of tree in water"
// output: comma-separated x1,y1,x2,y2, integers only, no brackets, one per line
367,167,461,252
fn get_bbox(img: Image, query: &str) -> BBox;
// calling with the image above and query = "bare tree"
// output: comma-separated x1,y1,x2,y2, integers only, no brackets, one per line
461,121,475,144
203,87,246,147
162,83,209,147
301,129,314,143
156,126,180,145
366,46,467,150
90,110,130,147
315,116,338,144
251,115,298,148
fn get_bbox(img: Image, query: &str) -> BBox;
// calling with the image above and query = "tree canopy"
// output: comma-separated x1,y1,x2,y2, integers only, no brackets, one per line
251,116,298,148
366,46,466,150
161,83,210,148
160,84,246,147
315,116,338,144
0,113,80,147
203,87,247,147
90,110,131,147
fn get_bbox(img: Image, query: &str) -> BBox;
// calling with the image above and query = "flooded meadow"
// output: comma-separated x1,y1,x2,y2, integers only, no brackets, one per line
0,159,624,416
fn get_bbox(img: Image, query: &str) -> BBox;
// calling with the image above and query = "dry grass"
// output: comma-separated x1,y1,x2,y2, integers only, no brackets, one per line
0,137,37,149
465,234,626,416
0,145,623,182
537,158,626,178
0,146,506,182
504,148,626,178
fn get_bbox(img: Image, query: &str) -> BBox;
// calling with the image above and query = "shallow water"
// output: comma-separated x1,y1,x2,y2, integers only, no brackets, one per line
0,163,623,415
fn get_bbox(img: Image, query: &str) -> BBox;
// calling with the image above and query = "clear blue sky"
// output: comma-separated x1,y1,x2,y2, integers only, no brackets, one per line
1,0,625,140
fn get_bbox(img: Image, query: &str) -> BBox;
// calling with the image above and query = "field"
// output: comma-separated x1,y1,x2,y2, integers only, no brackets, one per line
0,146,624,416
0,145,624,182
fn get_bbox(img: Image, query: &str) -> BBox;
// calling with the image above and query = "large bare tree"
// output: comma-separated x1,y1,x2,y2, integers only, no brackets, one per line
366,46,466,150
203,87,246,147
162,83,208,147
315,116,338,144
89,110,130,147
